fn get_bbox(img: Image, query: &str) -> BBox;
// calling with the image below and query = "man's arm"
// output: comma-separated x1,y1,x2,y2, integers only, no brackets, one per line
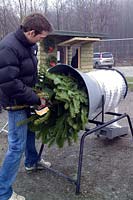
0,47,40,105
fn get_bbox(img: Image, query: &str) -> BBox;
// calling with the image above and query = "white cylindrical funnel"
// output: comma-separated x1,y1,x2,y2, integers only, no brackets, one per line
48,64,128,118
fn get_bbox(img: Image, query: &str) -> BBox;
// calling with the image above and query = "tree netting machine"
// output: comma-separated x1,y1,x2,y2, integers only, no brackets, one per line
0,64,133,194
36,64,133,194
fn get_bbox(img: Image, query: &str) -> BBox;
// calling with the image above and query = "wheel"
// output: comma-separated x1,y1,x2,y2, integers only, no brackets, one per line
108,65,112,68
94,63,99,68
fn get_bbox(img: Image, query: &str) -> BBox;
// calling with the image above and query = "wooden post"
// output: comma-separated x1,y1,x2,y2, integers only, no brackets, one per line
80,43,93,72
68,46,72,66
65,46,68,64
78,47,81,69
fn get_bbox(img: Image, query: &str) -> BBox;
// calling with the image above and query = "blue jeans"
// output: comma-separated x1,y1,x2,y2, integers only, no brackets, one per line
25,108,39,167
0,110,39,200
25,129,38,167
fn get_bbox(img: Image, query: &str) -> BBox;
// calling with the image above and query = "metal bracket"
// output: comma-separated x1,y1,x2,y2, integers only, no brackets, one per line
37,95,133,194
0,122,8,134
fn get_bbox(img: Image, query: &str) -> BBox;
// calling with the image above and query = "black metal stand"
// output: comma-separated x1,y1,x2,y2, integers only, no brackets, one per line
38,96,133,194
0,122,8,134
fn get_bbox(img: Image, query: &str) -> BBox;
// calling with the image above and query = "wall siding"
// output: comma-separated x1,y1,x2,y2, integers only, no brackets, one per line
80,43,93,71
38,40,94,72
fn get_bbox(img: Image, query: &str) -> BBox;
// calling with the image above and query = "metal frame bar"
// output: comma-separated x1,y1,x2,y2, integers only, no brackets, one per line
76,112,133,193
37,95,133,194
0,122,8,134
38,112,133,194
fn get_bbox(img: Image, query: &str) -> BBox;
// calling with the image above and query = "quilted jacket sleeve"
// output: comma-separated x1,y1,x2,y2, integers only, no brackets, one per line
0,47,40,105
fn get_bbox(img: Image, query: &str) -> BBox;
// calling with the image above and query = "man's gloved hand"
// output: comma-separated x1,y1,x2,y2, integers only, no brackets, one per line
37,91,49,99
35,91,49,110
37,97,47,110
33,91,50,116
35,97,49,116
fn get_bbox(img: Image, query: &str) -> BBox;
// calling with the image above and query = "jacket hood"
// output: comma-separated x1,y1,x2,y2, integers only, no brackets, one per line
15,26,35,48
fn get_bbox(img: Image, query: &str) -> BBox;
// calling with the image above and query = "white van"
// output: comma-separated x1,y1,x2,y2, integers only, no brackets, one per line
93,52,114,68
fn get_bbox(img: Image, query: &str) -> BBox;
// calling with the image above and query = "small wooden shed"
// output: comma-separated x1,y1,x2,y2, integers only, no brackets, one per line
38,30,105,72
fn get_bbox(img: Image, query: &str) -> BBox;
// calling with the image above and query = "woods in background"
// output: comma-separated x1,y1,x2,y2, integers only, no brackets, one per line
1,0,132,38
1,0,133,64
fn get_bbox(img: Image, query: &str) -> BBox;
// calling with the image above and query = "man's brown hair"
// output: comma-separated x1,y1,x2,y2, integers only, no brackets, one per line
21,13,53,35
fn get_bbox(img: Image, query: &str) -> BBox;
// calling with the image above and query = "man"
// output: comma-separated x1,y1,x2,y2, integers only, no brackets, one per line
0,13,53,200
71,49,78,68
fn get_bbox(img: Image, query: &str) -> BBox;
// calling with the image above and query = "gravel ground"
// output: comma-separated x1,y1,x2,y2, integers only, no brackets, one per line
114,66,133,77
0,92,133,200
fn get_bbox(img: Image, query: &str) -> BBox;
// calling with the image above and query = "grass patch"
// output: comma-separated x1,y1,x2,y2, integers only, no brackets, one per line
126,77,133,82
126,77,133,91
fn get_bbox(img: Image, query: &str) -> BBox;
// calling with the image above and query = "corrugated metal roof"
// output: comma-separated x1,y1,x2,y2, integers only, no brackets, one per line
50,30,107,39
58,37,100,46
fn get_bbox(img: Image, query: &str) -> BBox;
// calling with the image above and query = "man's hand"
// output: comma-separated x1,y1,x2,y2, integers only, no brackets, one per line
37,91,49,99
35,97,49,116
36,91,47,110
37,97,46,110
35,91,49,112
35,106,49,116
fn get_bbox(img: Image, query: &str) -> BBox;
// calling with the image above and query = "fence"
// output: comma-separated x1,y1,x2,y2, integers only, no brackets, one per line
94,38,133,66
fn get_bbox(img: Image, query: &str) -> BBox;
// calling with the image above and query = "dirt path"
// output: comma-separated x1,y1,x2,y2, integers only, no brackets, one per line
0,92,133,200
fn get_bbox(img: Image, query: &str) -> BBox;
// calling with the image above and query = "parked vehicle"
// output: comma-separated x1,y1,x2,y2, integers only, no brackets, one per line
93,52,114,68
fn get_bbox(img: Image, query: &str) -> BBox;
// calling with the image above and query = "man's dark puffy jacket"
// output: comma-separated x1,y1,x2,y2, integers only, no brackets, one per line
0,27,41,108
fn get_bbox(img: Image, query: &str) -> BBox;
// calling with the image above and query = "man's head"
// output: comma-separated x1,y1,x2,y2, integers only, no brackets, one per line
21,13,53,43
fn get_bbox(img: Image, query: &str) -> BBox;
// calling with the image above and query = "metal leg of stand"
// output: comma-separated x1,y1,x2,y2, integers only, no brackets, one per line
102,95,105,123
76,135,85,194
34,144,45,169
76,129,97,194
0,122,8,134
126,114,133,136
37,113,133,195
38,144,45,160
75,113,133,194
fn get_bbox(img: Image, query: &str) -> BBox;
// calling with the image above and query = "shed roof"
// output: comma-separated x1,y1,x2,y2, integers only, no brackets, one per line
58,37,100,46
50,30,107,39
